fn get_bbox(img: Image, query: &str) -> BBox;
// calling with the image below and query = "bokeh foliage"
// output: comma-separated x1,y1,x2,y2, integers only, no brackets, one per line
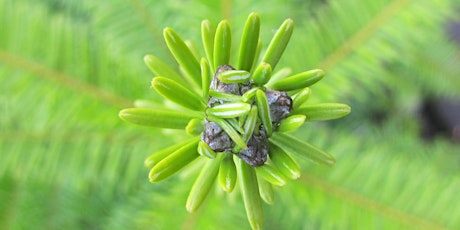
1,0,460,229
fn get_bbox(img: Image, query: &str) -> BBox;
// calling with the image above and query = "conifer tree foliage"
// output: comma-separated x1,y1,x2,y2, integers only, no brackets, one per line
1,0,459,229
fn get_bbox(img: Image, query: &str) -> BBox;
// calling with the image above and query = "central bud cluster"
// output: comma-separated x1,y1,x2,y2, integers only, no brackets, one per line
202,65,292,166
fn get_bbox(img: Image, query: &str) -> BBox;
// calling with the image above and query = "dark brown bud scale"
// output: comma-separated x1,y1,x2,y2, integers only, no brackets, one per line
237,126,268,166
201,119,235,152
266,89,292,124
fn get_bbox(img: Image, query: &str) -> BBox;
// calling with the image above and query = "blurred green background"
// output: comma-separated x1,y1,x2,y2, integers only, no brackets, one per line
1,0,460,229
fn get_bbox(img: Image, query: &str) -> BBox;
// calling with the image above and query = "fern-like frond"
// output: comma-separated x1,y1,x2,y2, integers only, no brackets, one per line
287,123,460,230
287,0,458,103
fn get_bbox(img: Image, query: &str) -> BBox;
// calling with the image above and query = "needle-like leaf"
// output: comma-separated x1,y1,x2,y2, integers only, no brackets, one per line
265,67,292,87
257,176,274,205
242,106,259,143
145,138,199,168
197,141,217,159
144,54,186,85
238,12,260,71
186,118,204,136
256,90,273,136
292,87,311,110
293,103,351,121
152,77,206,111
270,69,324,91
201,58,212,99
255,164,287,187
209,90,243,102
186,154,224,212
149,137,200,182
237,159,264,230
218,70,251,84
185,40,201,61
262,19,294,70
242,87,260,103
218,154,237,193
214,20,232,70
251,62,272,86
268,143,301,180
206,102,251,118
270,133,336,166
201,19,215,72
277,115,306,132
163,27,201,88
119,108,200,129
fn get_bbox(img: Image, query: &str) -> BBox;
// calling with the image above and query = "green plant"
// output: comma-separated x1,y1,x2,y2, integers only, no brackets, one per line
119,13,350,229
2,0,460,229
